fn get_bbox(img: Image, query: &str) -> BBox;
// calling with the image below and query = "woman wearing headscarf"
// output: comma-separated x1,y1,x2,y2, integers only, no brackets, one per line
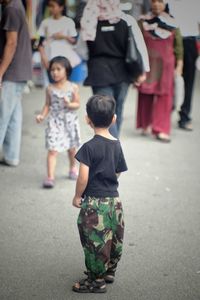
80,0,150,138
136,0,183,142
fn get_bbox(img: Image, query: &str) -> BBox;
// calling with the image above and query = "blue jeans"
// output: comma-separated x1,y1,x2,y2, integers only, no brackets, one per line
92,82,129,138
0,81,25,165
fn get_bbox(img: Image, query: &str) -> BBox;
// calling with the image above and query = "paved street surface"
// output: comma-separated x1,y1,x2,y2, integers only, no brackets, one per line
0,74,200,300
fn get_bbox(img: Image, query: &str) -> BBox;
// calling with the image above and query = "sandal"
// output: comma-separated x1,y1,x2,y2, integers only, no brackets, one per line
104,271,115,284
43,178,55,188
72,278,107,293
156,133,171,143
84,270,115,284
141,127,151,136
68,170,78,180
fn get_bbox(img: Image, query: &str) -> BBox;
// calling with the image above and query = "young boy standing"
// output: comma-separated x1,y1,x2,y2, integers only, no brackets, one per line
72,95,128,293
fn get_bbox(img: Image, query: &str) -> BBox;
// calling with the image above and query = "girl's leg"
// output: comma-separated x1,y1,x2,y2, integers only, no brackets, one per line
68,147,78,179
43,150,58,188
47,150,58,179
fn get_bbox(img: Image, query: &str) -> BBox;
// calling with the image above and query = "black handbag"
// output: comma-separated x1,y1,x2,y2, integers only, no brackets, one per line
125,25,144,81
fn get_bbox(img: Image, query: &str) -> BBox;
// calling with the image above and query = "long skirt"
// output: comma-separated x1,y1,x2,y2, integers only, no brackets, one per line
136,92,173,135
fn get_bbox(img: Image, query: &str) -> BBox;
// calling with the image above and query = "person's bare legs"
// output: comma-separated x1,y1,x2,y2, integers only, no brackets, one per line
68,147,78,179
43,150,58,188
47,150,58,179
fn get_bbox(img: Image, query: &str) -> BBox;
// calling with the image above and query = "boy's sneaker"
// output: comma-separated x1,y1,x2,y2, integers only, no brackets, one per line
43,178,55,188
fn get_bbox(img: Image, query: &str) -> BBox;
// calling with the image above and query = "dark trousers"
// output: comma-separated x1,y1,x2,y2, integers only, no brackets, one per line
179,37,198,124
92,82,129,138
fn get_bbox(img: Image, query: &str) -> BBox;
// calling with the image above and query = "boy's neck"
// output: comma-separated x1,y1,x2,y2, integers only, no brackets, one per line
94,127,117,140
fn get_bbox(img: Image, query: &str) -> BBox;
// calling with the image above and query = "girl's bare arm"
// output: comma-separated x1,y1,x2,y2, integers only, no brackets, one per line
64,84,80,110
36,88,51,123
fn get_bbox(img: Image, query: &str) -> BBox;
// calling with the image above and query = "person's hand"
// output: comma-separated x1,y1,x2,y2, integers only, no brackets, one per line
36,114,44,123
72,196,82,208
63,95,70,107
175,65,183,76
134,73,147,87
52,32,64,40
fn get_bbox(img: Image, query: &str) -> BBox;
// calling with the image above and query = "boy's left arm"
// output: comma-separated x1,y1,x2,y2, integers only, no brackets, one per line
72,162,89,208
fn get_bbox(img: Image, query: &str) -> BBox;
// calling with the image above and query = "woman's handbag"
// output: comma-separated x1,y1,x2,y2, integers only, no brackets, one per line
125,26,144,81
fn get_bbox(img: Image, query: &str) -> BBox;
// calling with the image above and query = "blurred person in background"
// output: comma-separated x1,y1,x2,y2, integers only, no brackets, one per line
120,0,151,20
168,0,200,131
136,0,183,142
0,0,32,166
80,0,149,138
38,0,81,86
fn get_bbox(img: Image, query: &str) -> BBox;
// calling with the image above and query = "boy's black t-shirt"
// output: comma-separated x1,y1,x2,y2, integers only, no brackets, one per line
75,135,128,198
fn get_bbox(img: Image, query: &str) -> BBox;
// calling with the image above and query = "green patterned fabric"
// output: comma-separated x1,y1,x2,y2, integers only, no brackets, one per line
77,196,124,280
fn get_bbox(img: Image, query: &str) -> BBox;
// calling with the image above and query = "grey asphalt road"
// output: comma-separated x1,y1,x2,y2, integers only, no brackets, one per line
0,74,200,300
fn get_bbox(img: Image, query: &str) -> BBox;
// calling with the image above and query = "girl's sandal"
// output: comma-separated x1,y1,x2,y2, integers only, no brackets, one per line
72,278,107,293
43,178,55,188
68,170,78,180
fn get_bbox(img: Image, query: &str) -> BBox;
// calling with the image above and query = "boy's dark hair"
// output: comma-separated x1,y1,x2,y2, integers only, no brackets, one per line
48,0,67,16
86,95,116,128
49,56,72,77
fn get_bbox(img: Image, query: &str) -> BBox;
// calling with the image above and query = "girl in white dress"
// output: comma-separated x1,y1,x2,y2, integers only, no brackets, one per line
36,56,81,188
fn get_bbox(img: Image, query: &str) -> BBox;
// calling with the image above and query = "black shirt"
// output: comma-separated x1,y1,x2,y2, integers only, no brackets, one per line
75,135,128,198
84,19,131,86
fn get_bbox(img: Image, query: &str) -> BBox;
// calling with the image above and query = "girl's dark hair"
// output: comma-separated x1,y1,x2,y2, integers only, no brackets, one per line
86,95,116,128
48,0,67,16
49,56,72,77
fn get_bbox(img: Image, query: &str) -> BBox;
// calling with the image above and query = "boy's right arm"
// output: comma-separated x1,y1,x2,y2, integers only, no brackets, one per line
36,88,50,123
72,162,89,208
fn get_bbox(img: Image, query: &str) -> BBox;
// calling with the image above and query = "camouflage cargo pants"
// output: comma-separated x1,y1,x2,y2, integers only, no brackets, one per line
77,196,124,280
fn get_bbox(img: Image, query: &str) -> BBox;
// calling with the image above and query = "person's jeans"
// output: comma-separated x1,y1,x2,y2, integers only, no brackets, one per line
92,82,129,138
0,81,25,165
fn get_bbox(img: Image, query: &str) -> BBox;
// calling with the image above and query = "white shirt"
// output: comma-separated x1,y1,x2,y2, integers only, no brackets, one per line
38,16,81,67
168,0,200,37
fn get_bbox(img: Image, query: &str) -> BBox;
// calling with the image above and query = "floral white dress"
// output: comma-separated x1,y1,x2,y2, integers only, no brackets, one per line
45,84,81,152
